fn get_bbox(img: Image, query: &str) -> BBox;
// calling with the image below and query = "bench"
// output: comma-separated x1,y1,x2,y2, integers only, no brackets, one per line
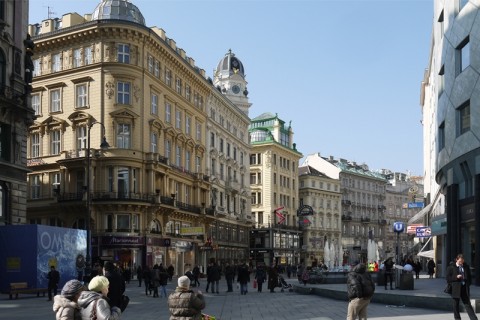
9,282,48,300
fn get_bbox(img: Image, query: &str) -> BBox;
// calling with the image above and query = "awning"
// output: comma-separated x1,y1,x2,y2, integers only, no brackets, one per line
408,203,432,224
417,250,434,259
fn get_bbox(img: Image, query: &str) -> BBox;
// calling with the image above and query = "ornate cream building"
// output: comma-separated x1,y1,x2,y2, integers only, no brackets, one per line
302,153,387,265
206,50,252,266
26,0,251,275
0,0,34,226
249,113,303,267
298,165,342,267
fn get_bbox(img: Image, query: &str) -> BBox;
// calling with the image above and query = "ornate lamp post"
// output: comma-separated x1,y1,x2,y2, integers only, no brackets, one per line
85,121,109,278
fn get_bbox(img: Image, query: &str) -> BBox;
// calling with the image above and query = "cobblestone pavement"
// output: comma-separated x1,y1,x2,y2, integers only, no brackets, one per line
0,277,460,320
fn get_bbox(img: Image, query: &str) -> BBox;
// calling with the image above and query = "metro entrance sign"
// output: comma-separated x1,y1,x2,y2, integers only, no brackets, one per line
393,221,405,264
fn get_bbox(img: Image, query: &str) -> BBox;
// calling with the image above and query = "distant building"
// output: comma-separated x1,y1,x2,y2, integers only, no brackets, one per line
298,165,341,267
249,113,303,266
0,0,35,226
303,153,388,264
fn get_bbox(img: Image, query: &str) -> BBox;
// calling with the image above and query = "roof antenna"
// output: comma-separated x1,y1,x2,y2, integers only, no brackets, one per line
48,6,56,19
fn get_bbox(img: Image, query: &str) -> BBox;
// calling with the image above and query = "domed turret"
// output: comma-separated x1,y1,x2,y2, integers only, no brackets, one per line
91,0,145,26
215,49,245,79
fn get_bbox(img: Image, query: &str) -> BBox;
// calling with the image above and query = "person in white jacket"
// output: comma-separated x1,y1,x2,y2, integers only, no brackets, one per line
78,276,121,320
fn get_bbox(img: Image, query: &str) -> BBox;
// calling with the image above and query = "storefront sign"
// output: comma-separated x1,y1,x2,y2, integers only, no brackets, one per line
415,226,431,238
180,226,204,236
297,205,314,216
98,236,144,246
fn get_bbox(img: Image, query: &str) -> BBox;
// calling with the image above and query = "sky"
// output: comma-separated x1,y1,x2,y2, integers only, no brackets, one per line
28,0,433,176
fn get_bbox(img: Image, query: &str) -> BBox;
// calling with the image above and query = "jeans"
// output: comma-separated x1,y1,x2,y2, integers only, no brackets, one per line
160,285,167,297
240,283,248,295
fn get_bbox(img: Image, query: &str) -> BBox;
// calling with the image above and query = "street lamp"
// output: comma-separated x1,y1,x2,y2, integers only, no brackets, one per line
85,121,109,279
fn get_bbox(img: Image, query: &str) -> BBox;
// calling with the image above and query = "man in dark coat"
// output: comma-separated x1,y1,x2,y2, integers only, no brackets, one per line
346,263,375,320
224,263,235,292
103,261,126,309
47,265,60,301
446,254,478,320
237,263,250,295
267,264,278,293
383,257,394,290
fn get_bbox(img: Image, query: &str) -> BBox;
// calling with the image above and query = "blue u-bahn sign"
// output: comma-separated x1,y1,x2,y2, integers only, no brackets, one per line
393,221,405,233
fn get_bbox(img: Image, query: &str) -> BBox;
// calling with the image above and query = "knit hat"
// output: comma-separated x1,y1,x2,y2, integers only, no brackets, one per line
178,275,190,289
61,280,85,299
88,276,109,292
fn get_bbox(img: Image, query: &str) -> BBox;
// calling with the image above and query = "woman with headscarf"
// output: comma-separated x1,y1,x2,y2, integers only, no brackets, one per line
53,279,86,320
77,275,121,320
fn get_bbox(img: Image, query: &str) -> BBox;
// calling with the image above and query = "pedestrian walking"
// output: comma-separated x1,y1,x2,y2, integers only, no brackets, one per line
151,264,161,298
413,260,422,279
237,263,250,295
346,262,375,320
446,254,478,320
192,265,201,288
167,264,175,281
267,263,278,293
159,265,169,298
143,266,152,296
427,259,436,278
78,276,121,320
209,261,221,294
168,275,205,320
53,279,86,320
224,263,235,292
136,265,143,287
103,261,126,309
383,257,394,290
47,265,60,301
255,264,266,293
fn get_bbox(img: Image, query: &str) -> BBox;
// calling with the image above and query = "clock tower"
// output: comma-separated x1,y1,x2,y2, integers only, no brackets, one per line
213,49,252,116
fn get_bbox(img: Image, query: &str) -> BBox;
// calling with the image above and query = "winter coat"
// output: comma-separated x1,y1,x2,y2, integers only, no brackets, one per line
53,294,82,320
151,268,161,287
255,268,266,283
209,264,221,281
225,265,235,280
237,265,250,284
446,262,473,299
347,263,375,300
77,291,121,320
168,287,205,320
267,266,278,290
104,270,125,310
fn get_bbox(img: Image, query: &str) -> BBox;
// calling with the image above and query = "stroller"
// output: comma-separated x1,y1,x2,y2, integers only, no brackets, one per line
278,275,293,292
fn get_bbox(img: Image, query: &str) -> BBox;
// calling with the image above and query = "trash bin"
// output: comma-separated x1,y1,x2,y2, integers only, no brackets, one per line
377,270,385,286
399,272,414,290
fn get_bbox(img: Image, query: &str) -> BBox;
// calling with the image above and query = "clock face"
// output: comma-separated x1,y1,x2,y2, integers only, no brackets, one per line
232,85,240,94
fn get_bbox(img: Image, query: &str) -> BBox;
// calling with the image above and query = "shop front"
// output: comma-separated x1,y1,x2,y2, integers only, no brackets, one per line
92,235,144,271
146,236,171,268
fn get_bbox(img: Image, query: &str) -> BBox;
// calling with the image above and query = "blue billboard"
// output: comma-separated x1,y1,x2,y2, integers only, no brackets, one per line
0,225,86,291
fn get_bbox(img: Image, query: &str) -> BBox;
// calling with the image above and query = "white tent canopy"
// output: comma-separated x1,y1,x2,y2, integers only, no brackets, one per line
417,250,434,259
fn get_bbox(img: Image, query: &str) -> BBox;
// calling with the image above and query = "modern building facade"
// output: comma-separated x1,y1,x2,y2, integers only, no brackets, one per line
249,113,303,267
298,165,342,267
26,0,251,275
421,0,480,282
0,0,35,226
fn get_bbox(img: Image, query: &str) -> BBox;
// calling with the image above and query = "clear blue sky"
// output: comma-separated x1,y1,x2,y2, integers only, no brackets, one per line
29,0,433,176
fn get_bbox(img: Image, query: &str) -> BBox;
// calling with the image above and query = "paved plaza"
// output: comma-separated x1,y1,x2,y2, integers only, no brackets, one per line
0,276,467,320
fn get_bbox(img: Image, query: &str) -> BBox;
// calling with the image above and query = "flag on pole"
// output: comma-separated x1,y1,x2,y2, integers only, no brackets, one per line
274,206,285,224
